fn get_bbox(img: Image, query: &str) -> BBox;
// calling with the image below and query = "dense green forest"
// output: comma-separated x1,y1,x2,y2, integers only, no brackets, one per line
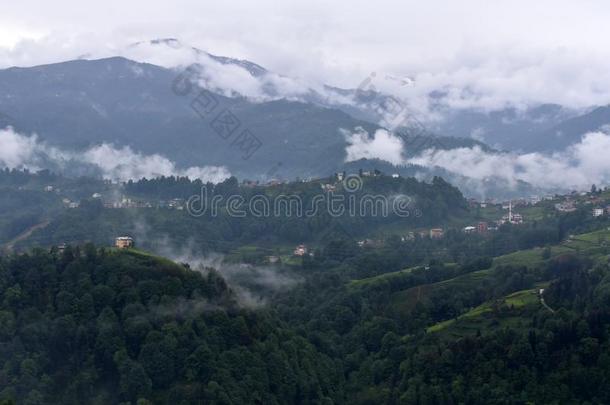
2,169,610,403
0,247,342,404
2,224,610,403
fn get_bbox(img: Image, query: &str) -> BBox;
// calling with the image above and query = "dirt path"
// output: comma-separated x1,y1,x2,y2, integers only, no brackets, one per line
4,220,51,251
539,290,555,314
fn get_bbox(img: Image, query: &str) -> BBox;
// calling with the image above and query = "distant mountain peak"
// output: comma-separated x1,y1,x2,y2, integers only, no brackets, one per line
131,38,268,77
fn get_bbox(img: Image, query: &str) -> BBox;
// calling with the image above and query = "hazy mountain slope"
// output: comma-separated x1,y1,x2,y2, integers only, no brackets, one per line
427,104,577,151
0,56,493,181
0,57,380,178
529,105,610,152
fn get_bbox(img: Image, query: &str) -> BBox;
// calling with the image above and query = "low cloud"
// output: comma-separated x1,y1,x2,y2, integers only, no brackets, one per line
343,127,405,166
124,221,300,308
180,254,300,308
407,131,610,190
341,125,610,192
0,127,230,183
148,297,225,319
148,239,301,308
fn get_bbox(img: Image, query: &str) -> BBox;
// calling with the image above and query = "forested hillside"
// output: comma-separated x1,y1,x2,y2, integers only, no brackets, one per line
2,223,610,403
7,173,468,252
0,248,341,404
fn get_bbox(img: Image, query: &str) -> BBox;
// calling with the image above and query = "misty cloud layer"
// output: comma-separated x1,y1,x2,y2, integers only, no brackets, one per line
4,1,610,113
343,127,405,165
144,237,301,308
341,126,610,192
0,127,230,183
407,131,610,190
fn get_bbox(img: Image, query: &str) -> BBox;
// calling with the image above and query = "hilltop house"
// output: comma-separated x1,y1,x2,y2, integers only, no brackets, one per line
115,236,134,249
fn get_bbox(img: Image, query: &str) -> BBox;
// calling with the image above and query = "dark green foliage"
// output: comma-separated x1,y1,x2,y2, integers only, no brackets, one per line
0,248,341,404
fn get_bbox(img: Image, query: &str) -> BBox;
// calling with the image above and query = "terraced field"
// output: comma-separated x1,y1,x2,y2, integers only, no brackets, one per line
345,228,610,337
426,284,547,337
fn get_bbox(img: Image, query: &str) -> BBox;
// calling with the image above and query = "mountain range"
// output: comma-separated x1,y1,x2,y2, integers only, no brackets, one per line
0,39,609,197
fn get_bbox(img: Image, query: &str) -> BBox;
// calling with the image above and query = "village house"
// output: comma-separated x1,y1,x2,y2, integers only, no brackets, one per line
321,183,337,192
463,226,477,234
555,201,577,212
430,228,444,239
401,232,415,242
115,236,134,249
265,255,280,264
357,239,383,248
293,244,308,256
266,179,283,186
477,222,488,233
501,213,523,224
593,208,605,217
169,198,185,210
241,180,259,188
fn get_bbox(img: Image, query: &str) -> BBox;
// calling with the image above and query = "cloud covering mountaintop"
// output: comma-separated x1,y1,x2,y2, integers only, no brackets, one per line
2,1,610,113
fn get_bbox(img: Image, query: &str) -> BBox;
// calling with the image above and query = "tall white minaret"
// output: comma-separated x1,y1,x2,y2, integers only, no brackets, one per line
509,200,513,223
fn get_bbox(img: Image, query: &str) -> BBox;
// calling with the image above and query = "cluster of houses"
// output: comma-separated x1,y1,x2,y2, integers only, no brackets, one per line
54,236,134,253
61,192,188,211
468,195,551,210
241,178,288,188
555,195,610,218
102,196,186,210
555,201,577,213
62,198,80,209
463,222,496,234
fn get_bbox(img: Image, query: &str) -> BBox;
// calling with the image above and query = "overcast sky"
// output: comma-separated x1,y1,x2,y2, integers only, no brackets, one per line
2,0,610,108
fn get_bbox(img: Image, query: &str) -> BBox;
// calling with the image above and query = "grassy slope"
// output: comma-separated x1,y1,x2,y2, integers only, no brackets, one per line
349,265,429,288
112,247,187,276
347,228,610,337
426,284,547,336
